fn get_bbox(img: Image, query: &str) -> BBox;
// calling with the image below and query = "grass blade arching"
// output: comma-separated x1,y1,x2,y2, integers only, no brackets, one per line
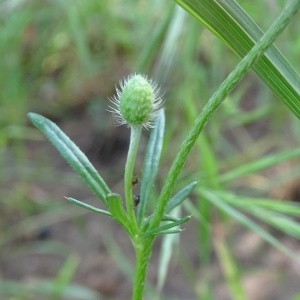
175,0,300,118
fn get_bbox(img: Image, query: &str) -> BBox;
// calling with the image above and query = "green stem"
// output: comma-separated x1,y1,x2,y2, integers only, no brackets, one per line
132,238,154,299
150,0,300,229
125,125,142,233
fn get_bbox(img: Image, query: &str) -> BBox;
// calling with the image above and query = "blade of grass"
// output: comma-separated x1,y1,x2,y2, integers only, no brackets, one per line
135,2,175,73
51,255,79,299
57,0,93,73
241,207,300,239
210,190,300,239
212,190,300,216
175,0,300,118
150,0,300,231
214,240,246,300
219,148,300,183
198,188,297,259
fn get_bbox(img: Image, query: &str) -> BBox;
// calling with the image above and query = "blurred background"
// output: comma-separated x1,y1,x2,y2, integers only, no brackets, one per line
1,0,300,299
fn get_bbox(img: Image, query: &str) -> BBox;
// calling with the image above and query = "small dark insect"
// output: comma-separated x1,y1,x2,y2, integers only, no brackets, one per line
132,175,139,186
134,195,140,206
37,226,52,240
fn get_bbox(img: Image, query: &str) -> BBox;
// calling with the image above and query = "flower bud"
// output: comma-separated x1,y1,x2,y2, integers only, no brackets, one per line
109,74,163,129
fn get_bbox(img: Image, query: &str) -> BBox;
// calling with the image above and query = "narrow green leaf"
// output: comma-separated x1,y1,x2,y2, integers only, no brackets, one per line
106,193,133,237
162,215,181,222
106,193,127,221
28,113,111,204
154,229,182,236
52,255,79,298
251,201,300,216
150,0,300,232
138,109,165,224
175,0,300,118
139,214,179,229
199,188,296,259
165,181,197,214
135,3,175,72
245,208,300,239
210,190,300,238
219,148,300,183
140,215,191,238
212,190,300,216
157,206,181,296
65,197,111,217
184,200,210,228
215,241,246,300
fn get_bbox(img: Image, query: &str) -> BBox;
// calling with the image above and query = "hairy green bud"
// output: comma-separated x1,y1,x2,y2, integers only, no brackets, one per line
109,74,163,129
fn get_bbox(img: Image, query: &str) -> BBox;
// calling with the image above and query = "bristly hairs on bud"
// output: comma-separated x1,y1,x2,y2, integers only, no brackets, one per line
109,74,164,129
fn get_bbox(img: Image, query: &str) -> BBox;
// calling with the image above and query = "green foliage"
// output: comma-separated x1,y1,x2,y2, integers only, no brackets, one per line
28,108,193,298
199,188,297,257
175,0,300,119
215,240,246,300
138,109,165,224
3,0,300,299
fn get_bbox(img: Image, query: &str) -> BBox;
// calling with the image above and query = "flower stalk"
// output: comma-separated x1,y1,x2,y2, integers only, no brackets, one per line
124,125,142,233
132,238,154,300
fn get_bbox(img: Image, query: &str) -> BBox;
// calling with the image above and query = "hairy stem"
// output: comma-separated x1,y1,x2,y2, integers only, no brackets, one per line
125,125,142,232
132,238,154,299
